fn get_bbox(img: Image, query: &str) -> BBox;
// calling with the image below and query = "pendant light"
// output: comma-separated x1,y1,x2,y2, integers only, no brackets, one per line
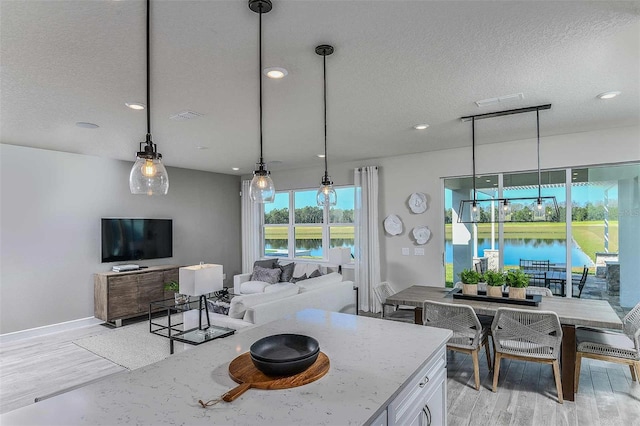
129,0,169,196
469,116,480,222
316,44,337,207
248,0,275,203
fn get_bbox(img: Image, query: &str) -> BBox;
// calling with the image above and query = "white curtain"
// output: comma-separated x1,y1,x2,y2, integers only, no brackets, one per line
354,166,381,313
241,180,262,273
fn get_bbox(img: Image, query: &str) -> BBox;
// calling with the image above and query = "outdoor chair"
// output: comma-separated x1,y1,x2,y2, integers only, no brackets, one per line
423,300,492,390
373,282,414,323
491,307,563,403
474,262,486,275
519,259,550,287
572,266,589,298
575,301,640,391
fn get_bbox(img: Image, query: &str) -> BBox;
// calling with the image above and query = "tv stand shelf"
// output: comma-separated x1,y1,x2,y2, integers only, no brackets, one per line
94,265,180,326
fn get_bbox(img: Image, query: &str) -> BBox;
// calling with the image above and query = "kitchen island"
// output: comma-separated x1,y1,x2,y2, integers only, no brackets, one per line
1,309,452,425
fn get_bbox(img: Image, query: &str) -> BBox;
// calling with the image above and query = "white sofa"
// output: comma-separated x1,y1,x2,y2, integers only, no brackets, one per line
202,272,356,331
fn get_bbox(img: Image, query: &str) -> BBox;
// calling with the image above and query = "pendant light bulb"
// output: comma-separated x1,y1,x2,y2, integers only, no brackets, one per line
470,201,480,222
129,0,168,195
249,0,275,203
315,44,336,207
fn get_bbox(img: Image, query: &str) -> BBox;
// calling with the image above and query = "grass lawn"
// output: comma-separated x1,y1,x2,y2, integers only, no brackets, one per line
265,226,354,239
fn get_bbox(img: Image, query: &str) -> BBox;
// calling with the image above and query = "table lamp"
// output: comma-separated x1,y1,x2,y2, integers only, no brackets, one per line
179,263,223,332
328,247,352,273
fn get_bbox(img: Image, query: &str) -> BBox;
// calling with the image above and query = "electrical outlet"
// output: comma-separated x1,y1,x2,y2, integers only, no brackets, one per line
414,248,425,256
402,248,410,256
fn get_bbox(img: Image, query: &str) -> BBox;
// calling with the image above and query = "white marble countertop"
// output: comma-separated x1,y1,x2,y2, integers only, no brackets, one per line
1,309,451,425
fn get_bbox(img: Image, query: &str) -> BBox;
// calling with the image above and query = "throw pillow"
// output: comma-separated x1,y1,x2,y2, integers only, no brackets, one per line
278,262,295,282
251,265,282,284
253,258,278,270
308,269,322,279
290,273,307,283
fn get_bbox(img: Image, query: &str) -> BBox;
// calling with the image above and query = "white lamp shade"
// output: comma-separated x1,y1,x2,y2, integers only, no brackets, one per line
178,263,223,296
328,247,352,265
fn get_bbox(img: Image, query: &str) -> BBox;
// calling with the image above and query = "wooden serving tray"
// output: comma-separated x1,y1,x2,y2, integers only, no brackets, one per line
222,351,329,402
451,288,542,306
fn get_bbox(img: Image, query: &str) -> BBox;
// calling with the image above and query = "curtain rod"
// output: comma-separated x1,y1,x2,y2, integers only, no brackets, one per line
460,104,551,122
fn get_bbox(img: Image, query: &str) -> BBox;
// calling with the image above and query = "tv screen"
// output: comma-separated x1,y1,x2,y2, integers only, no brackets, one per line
101,218,172,263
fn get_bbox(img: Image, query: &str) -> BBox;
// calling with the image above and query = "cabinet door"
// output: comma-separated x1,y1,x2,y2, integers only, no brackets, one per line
138,271,164,311
108,275,138,320
419,368,446,426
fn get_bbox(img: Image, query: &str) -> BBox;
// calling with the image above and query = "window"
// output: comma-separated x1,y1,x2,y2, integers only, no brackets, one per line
263,187,355,260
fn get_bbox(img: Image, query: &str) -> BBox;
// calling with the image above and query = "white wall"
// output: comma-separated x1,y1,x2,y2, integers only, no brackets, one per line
270,125,640,292
0,145,242,334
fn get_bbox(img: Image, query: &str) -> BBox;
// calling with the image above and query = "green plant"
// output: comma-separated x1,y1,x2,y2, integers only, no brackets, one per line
459,268,481,285
505,269,529,288
164,280,179,292
484,270,505,287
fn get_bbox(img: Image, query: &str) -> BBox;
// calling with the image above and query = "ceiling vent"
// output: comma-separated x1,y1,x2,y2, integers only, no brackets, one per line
169,110,204,121
475,93,524,108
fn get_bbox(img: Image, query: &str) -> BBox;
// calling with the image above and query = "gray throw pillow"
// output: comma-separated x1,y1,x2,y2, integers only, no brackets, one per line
290,273,307,283
308,269,322,279
251,265,282,284
253,259,278,270
278,263,295,282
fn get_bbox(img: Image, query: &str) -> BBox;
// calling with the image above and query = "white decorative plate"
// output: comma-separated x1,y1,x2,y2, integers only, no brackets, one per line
412,226,431,245
408,192,428,214
383,214,403,236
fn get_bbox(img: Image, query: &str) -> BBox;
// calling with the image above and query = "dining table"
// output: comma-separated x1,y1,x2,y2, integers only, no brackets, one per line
384,285,623,402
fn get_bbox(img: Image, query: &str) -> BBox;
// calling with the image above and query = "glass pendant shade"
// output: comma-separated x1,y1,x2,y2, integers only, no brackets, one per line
129,156,169,195
317,181,337,206
249,164,275,203
470,201,481,222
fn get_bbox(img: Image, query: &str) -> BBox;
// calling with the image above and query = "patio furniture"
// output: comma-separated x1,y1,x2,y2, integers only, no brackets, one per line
575,302,640,391
373,282,414,323
423,300,492,390
491,307,563,403
520,259,550,287
572,266,589,298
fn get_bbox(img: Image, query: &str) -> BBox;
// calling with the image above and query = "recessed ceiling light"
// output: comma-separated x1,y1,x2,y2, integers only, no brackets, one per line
597,91,621,100
485,179,491,182
317,154,326,158
232,167,240,171
573,172,578,175
413,124,429,130
125,102,145,110
263,67,288,79
75,122,99,129
196,146,209,150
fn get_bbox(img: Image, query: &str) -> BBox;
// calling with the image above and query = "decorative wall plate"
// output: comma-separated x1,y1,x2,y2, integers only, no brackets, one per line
383,214,403,236
412,226,431,245
408,192,428,214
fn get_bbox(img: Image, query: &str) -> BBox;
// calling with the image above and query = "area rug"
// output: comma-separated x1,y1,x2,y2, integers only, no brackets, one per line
73,318,183,370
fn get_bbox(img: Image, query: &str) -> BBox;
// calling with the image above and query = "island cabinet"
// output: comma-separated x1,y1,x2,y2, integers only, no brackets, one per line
94,265,179,325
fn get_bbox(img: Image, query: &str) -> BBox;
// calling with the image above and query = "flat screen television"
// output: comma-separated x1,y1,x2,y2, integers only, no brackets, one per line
101,218,172,263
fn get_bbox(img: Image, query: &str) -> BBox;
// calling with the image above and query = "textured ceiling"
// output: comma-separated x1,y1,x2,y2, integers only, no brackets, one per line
1,0,639,175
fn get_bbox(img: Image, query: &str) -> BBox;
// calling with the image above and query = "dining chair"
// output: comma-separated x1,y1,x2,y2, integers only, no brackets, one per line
575,301,640,391
525,287,554,297
491,307,563,403
423,300,492,390
571,266,589,298
373,282,414,323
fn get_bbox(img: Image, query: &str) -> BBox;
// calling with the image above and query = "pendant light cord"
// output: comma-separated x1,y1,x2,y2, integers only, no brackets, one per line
472,116,476,203
146,0,151,141
323,53,328,178
258,4,264,164
536,108,541,200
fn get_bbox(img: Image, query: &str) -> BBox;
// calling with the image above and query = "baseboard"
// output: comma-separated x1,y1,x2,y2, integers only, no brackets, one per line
0,317,103,344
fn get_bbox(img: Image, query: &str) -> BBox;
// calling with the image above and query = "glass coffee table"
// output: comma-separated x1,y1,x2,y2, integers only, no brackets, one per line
149,296,235,354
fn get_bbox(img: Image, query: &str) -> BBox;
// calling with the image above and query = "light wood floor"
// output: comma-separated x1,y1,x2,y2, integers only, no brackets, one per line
2,322,640,425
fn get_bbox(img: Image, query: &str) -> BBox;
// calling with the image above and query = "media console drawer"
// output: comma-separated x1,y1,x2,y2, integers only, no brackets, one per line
94,265,180,325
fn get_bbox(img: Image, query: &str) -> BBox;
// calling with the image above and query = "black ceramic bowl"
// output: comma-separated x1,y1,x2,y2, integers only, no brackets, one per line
250,334,319,363
249,334,320,376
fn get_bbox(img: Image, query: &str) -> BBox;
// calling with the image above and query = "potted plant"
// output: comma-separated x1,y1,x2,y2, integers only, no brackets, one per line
458,268,481,295
505,269,529,299
164,280,188,305
484,270,505,298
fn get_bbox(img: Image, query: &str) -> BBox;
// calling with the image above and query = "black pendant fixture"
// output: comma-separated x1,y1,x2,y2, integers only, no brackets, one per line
129,0,169,195
248,0,275,203
316,44,337,207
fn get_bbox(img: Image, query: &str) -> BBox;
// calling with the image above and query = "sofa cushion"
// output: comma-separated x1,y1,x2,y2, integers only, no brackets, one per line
251,265,282,284
298,272,343,293
290,273,307,283
253,258,278,270
264,282,298,293
278,262,295,282
228,285,299,319
293,263,320,279
309,269,322,279
240,280,270,294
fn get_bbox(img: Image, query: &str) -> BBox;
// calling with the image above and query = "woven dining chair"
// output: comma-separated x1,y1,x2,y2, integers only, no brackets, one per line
525,287,554,297
373,282,414,323
423,300,492,390
491,307,563,403
575,301,640,391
